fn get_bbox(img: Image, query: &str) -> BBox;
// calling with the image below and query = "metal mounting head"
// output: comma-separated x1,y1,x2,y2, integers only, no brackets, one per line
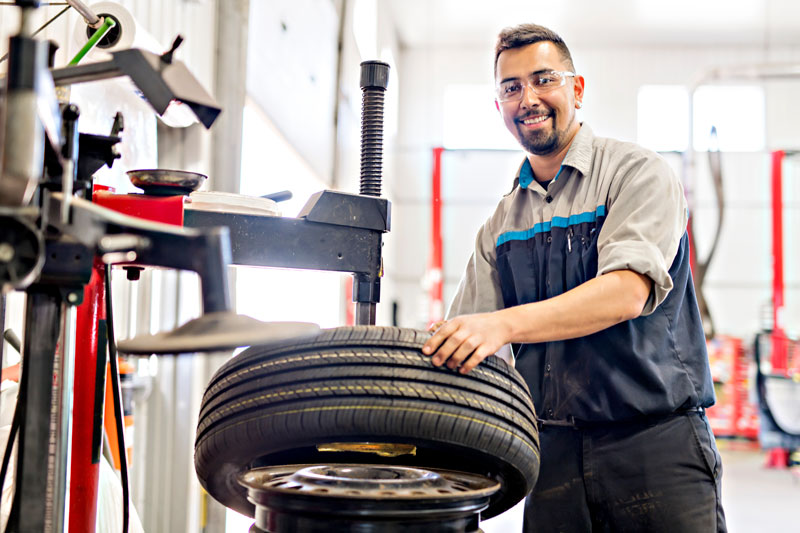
360,61,390,90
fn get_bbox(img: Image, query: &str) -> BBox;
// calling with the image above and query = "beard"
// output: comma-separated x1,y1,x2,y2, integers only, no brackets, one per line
515,111,572,155
518,126,559,154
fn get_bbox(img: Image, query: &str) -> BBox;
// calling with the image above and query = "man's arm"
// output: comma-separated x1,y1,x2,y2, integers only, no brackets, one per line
422,269,652,374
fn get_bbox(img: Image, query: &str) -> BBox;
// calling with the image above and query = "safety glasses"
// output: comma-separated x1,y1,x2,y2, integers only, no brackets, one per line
496,70,576,102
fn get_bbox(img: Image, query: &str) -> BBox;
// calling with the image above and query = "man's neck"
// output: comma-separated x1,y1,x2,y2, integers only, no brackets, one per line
527,125,581,183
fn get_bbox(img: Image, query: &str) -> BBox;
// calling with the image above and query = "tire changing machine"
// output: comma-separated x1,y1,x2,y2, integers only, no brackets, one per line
183,61,504,533
0,3,502,529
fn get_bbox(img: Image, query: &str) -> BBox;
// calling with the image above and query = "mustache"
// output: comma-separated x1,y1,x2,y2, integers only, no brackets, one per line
515,110,552,122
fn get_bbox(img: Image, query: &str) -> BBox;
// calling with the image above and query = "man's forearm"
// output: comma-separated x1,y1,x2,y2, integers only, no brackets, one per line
501,269,652,344
423,269,652,373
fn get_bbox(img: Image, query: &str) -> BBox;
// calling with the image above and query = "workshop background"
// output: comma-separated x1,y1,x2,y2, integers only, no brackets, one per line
1,0,799,532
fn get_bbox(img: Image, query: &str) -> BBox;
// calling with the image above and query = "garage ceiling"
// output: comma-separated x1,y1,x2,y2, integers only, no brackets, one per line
386,0,800,48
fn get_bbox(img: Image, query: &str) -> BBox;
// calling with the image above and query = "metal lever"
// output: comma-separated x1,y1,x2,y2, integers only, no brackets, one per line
43,192,322,355
3,328,21,354
46,192,232,314
161,35,184,65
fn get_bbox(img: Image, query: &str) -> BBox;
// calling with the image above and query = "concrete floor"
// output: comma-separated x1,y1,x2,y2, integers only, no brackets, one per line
718,444,800,533
482,442,800,532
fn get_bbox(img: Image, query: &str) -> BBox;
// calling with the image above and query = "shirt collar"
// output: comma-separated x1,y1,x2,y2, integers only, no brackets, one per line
561,123,593,177
513,123,594,190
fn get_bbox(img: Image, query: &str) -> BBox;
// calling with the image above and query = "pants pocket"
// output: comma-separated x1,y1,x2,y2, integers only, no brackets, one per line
687,414,721,480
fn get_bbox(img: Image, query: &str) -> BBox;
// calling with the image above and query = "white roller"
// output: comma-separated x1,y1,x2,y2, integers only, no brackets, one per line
72,2,163,59
70,2,199,128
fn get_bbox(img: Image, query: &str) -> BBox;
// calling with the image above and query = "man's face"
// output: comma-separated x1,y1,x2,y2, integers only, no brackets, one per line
495,41,584,156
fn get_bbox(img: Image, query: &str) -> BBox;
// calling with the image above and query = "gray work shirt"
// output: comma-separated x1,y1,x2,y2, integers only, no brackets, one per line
447,124,715,423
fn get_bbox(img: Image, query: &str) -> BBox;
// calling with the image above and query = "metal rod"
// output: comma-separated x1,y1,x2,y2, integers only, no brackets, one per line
355,302,376,326
69,15,115,65
50,59,120,86
358,61,389,197
66,0,101,28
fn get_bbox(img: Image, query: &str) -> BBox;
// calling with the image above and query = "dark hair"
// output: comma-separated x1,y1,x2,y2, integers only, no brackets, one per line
494,24,575,75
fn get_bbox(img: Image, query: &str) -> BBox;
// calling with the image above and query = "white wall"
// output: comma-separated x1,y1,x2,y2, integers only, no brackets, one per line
391,41,800,338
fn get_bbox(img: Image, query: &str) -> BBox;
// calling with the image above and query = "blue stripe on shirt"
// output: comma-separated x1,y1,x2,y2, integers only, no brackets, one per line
496,205,607,247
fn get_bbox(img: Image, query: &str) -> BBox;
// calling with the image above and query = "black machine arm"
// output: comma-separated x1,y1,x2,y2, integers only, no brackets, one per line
44,192,231,313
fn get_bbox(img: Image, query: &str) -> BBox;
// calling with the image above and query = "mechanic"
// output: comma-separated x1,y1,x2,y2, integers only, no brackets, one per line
422,23,727,532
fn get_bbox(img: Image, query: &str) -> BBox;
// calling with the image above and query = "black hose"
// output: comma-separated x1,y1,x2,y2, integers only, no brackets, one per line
104,265,130,533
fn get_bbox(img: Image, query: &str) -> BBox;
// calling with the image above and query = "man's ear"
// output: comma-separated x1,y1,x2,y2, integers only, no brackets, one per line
495,99,500,112
573,75,585,103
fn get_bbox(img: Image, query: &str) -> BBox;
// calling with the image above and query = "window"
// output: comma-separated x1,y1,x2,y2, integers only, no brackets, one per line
637,85,689,152
637,84,765,152
692,85,765,152
443,84,520,150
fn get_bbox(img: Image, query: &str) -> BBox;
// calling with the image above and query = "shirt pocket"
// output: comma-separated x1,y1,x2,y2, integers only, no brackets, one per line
496,234,548,307
564,223,599,291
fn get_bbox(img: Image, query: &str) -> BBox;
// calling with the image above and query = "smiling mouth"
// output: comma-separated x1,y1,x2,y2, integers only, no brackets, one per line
518,114,550,126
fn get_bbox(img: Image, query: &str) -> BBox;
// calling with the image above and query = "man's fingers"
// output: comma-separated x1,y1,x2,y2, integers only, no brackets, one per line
423,319,461,352
446,335,479,369
428,320,446,332
431,329,469,366
460,346,495,374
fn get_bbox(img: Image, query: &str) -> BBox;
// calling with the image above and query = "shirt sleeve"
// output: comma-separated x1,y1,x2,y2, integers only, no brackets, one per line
596,150,687,315
446,220,505,319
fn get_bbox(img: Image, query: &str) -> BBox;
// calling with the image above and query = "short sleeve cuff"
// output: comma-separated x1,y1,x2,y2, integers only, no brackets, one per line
597,241,674,315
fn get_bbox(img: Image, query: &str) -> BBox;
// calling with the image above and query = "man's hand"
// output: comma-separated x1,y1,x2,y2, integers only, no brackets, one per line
428,320,446,332
422,312,511,374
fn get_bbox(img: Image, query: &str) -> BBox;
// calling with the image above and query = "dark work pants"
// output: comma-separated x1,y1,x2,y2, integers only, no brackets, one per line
523,411,727,533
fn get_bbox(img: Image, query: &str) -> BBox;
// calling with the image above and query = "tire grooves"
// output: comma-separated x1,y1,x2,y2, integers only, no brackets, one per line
205,326,530,397
196,397,539,469
198,375,536,437
196,381,539,447
203,347,530,404
200,376,536,430
199,359,535,423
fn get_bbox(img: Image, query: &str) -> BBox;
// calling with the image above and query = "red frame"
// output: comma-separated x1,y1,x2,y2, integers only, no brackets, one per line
428,147,444,326
68,191,185,532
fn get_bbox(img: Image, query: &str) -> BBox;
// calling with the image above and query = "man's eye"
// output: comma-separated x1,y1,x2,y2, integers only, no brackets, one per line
503,83,522,95
536,75,557,86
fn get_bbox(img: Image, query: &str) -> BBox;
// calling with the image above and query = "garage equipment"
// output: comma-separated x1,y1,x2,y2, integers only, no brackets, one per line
0,1,317,531
62,57,392,532
758,150,800,465
183,61,392,327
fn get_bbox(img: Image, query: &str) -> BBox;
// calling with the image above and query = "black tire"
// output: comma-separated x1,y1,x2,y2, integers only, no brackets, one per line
194,326,540,519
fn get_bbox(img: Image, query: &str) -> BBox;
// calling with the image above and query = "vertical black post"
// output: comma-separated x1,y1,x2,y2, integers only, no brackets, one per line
358,60,389,197
9,289,63,533
354,61,389,325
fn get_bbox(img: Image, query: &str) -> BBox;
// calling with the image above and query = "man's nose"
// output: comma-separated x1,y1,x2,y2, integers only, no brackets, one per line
520,83,540,107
